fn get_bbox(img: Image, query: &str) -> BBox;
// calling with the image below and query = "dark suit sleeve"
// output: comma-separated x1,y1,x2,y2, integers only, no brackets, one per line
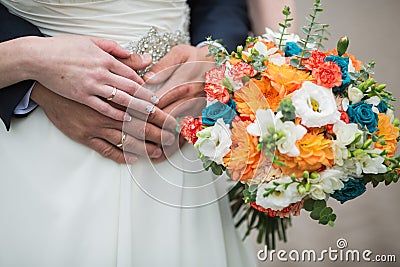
188,0,250,52
0,3,43,131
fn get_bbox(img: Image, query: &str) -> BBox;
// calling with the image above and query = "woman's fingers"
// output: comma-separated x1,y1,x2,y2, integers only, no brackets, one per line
106,74,159,105
91,37,131,59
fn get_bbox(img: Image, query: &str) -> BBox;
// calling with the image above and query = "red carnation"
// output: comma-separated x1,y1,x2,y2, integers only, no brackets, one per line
204,83,230,103
180,116,202,144
303,50,326,70
229,62,257,81
204,65,226,84
312,61,343,88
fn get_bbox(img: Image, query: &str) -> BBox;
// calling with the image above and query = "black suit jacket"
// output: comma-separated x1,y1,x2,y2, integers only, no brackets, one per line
0,0,250,130
0,4,44,130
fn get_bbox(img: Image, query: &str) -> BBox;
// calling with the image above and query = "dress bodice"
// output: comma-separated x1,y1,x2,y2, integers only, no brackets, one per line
0,0,190,47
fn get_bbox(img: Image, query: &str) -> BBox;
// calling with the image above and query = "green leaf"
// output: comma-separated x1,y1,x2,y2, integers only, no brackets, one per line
313,200,326,209
320,207,333,217
303,198,315,211
310,209,321,220
319,215,329,225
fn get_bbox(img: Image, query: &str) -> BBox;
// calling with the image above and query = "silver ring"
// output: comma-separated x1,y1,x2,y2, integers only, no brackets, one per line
106,87,117,101
116,132,126,148
145,104,156,114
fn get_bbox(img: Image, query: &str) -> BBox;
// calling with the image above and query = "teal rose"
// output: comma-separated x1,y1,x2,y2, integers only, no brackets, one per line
331,178,366,204
346,101,378,132
202,99,237,126
285,42,302,57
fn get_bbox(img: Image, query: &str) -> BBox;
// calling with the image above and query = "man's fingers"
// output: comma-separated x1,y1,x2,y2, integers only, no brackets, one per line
119,54,153,71
108,58,145,86
87,96,131,121
89,138,138,164
102,129,163,159
91,37,131,58
123,117,175,145
143,44,192,84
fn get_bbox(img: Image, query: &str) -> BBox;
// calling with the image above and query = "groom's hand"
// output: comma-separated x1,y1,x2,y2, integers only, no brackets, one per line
143,45,215,109
31,83,177,164
142,44,215,161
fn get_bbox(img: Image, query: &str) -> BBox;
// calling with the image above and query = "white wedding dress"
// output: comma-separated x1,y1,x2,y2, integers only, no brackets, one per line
0,1,256,267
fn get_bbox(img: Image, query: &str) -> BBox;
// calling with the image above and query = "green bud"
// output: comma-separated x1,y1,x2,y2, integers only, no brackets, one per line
302,171,310,179
337,36,349,56
237,45,243,53
310,172,320,179
365,78,375,88
298,185,307,195
376,84,387,91
305,183,311,192
370,153,378,158
362,139,373,149
393,118,400,127
353,133,362,144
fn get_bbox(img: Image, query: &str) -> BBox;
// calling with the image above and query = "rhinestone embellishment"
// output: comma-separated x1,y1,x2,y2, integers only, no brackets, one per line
128,27,190,76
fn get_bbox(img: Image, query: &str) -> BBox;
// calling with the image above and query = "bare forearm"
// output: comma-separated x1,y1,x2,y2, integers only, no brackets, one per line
0,36,39,88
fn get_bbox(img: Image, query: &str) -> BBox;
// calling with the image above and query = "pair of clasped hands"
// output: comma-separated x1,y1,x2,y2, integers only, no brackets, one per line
27,36,212,164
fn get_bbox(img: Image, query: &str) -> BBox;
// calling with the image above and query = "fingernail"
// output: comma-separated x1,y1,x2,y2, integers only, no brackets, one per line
141,54,152,63
124,114,132,122
164,136,175,146
144,71,155,80
150,149,162,158
150,95,159,104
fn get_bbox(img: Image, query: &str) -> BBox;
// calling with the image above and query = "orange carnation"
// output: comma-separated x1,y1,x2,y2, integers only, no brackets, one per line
252,77,282,112
375,113,399,157
276,128,334,177
312,61,342,88
224,120,264,181
263,63,313,98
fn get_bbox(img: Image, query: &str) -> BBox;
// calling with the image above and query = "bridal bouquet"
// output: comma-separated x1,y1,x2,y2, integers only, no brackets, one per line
179,0,399,248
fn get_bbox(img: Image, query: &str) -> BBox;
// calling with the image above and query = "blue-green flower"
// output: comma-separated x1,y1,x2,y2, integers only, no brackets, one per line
331,178,366,204
346,101,378,132
325,55,350,93
202,99,237,126
285,42,302,57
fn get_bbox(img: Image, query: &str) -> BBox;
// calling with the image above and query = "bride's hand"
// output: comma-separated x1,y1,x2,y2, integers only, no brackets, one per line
19,35,160,121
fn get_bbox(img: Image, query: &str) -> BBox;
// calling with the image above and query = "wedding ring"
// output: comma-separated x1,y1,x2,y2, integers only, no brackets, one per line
106,87,117,101
116,132,126,148
145,104,156,114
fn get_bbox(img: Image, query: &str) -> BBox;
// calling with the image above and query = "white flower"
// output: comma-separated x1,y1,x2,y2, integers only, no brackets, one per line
256,176,303,210
309,184,327,200
348,85,364,104
247,109,306,157
309,169,344,200
386,108,395,122
360,155,387,174
275,117,307,157
334,158,363,179
348,58,356,73
365,96,381,114
194,118,232,165
342,97,350,111
252,42,285,66
332,142,348,166
333,121,362,147
292,81,341,127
